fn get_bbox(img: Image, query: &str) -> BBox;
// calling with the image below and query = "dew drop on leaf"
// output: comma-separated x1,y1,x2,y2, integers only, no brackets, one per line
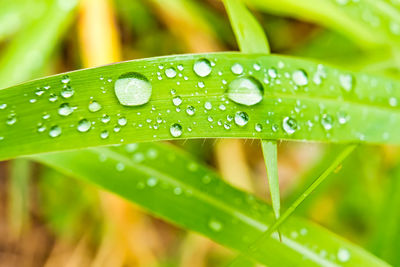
193,58,212,77
231,63,243,75
234,111,249,127
321,114,334,130
337,248,351,262
292,69,308,86
114,72,152,106
208,218,223,232
227,76,264,106
100,130,109,139
118,117,127,126
58,103,73,116
61,85,74,98
88,101,102,112
172,96,182,106
186,105,195,116
77,119,91,132
170,123,183,137
49,125,62,138
282,117,297,135
165,67,177,78
339,74,355,92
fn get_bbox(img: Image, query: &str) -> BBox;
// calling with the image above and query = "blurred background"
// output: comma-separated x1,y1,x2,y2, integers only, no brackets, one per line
1,0,400,266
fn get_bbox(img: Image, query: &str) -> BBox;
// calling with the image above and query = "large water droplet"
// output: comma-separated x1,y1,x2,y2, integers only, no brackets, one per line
292,69,308,86
172,96,182,106
282,117,297,135
114,72,152,106
170,123,183,137
77,119,91,132
193,58,212,77
234,111,249,127
227,76,263,106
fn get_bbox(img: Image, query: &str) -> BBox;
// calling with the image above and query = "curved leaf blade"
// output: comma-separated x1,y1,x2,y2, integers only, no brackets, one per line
1,53,400,160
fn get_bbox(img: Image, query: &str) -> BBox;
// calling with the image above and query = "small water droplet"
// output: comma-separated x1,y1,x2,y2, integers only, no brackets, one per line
101,114,110,123
61,85,74,98
193,58,212,77
77,119,91,132
268,68,277,79
6,115,17,125
321,114,334,130
339,74,355,92
337,248,351,262
204,101,212,110
49,126,62,137
337,111,349,125
0,104,7,110
118,117,127,126
100,130,109,139
292,69,308,86
61,75,70,84
170,123,183,137
227,76,263,106
231,63,243,75
58,103,73,116
116,162,125,172
172,96,182,106
255,123,263,132
165,67,177,78
49,94,58,102
186,105,195,116
234,111,249,127
88,101,102,112
282,117,297,135
114,72,152,106
147,177,158,187
208,218,223,232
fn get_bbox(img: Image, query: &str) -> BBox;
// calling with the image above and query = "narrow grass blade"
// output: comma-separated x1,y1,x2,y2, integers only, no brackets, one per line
261,141,280,230
32,142,388,266
247,0,400,49
231,145,357,265
223,0,269,53
2,53,400,161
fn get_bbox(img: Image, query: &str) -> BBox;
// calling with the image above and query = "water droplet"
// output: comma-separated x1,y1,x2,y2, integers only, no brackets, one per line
204,101,212,110
49,126,62,137
292,69,308,86
101,114,110,123
255,123,263,132
234,111,249,127
118,117,127,126
170,123,183,137
77,119,91,132
389,97,398,107
37,123,46,133
227,76,263,106
116,162,125,172
49,94,58,102
58,103,73,116
114,72,152,106
321,114,334,130
165,67,177,78
100,130,109,139
6,115,16,125
337,111,349,125
231,63,243,75
61,85,74,98
88,101,102,112
35,88,45,96
193,58,212,77
253,63,261,71
339,74,355,92
186,105,195,116
313,64,327,85
172,96,182,106
147,177,158,187
282,117,297,135
337,248,351,262
208,218,223,232
61,75,70,84
0,104,7,110
268,68,277,79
